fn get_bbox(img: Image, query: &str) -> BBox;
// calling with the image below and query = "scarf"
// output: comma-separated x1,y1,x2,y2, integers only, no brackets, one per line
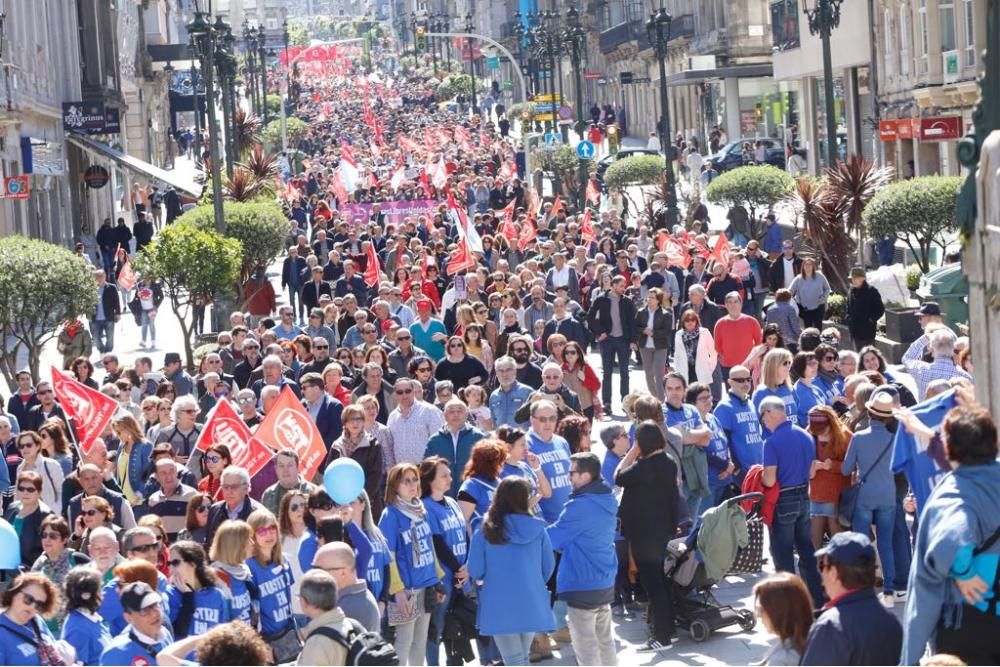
818,368,839,388
338,431,370,458
63,320,81,339
394,497,427,569
681,328,700,361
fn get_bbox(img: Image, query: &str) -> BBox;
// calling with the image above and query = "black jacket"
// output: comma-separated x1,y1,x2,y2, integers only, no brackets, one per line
678,299,723,335
846,281,885,340
800,588,902,665
205,496,265,548
615,451,680,562
767,255,803,292
134,219,155,251
95,284,122,322
23,403,72,433
587,292,637,341
233,356,262,390
300,279,332,312
541,315,588,350
281,255,307,289
634,307,674,350
5,504,52,567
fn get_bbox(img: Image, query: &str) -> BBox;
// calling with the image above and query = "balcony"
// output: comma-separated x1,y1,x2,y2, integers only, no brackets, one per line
636,13,695,52
599,19,644,54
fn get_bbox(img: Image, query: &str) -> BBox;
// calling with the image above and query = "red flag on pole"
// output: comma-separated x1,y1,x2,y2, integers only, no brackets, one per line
709,232,732,269
549,196,564,219
51,368,119,455
663,235,692,269
579,209,597,246
364,241,382,287
195,399,275,479
253,387,329,481
447,237,477,276
517,215,537,252
117,255,137,291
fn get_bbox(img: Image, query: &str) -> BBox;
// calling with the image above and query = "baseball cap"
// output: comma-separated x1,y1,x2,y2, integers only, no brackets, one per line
917,302,941,316
815,531,876,566
120,582,162,614
415,298,433,312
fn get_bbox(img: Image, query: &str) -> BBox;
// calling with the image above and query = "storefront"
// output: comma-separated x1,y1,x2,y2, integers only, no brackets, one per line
878,113,966,178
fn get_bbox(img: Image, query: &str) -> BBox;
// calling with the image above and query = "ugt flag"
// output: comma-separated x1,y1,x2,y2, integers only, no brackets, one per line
196,399,275,480
51,367,118,455
253,387,328,481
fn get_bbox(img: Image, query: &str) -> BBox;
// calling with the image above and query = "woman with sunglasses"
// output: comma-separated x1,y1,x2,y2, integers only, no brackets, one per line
70,495,120,554
752,348,797,434
110,414,153,509
407,356,437,404
167,540,231,639
31,515,90,592
13,431,63,512
177,493,211,545
246,510,298,655
296,487,373,580
197,444,232,502
4,470,52,571
472,302,499,352
324,404,385,517
560,341,602,421
434,336,487,391
0,572,63,666
278,491,310,626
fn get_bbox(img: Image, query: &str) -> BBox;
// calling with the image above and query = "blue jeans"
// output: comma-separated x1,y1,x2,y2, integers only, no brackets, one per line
770,486,823,606
852,504,896,594
426,585,452,666
599,336,631,405
90,319,115,353
141,310,156,345
287,285,302,320
492,632,534,666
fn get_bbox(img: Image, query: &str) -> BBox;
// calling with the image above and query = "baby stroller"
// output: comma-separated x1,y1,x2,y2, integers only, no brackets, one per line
662,492,765,642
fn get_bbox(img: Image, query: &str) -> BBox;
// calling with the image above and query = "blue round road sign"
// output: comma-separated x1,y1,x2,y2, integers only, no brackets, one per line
576,141,595,159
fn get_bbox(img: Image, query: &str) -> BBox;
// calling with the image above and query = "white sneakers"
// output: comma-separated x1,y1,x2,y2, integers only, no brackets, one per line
881,592,896,608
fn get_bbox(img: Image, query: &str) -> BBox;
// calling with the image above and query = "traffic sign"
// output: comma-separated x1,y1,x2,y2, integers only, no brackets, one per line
487,56,499,70
576,141,595,159
557,105,573,121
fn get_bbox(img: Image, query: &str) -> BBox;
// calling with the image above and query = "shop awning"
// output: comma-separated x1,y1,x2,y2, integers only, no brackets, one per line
66,133,203,198
665,63,773,86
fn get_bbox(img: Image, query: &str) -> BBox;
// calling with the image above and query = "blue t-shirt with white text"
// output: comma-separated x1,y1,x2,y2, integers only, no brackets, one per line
713,393,763,469
526,429,573,524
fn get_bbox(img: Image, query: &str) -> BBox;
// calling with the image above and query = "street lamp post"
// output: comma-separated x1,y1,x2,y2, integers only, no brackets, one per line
805,0,843,168
257,27,269,126
647,7,679,229
564,6,587,210
443,15,452,71
187,10,225,233
283,19,291,93
214,16,236,178
410,13,417,57
430,16,439,72
242,21,259,117
464,13,478,116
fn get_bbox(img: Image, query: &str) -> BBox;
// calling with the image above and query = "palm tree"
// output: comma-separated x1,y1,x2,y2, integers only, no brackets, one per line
788,177,853,293
824,154,894,265
233,109,262,158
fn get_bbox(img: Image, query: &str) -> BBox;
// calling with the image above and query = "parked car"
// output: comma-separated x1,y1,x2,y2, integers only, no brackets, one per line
595,147,666,190
709,138,787,172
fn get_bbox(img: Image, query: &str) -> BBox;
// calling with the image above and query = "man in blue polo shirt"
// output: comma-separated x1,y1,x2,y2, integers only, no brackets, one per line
100,582,174,666
713,365,763,487
760,395,822,606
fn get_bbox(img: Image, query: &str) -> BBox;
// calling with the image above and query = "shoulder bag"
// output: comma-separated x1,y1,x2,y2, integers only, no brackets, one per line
838,440,893,528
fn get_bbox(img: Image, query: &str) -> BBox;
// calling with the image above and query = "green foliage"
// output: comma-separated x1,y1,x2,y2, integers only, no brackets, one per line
435,74,474,101
905,263,924,289
603,155,664,191
508,102,536,122
706,165,795,239
262,117,307,152
529,145,593,204
863,176,961,273
0,237,98,386
825,293,847,322
178,202,288,284
134,222,242,370
265,94,282,117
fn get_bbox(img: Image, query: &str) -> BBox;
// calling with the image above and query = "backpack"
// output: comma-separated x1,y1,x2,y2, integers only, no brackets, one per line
311,619,398,666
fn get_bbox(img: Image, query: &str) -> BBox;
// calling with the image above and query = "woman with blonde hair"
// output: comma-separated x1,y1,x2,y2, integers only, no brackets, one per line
752,348,796,433
246,509,299,660
209,519,255,626
805,405,851,548
110,413,153,508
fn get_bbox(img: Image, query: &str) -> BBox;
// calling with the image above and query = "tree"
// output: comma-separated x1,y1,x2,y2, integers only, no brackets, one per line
787,177,853,292
264,94,283,118
435,74,474,102
233,109,262,158
704,165,794,239
0,237,98,388
863,176,961,273
262,118,307,153
604,155,665,215
529,144,594,205
824,154,893,264
134,223,242,371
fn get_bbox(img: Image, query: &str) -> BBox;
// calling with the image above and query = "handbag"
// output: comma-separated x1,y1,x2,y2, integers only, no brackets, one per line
838,440,894,528
263,621,303,665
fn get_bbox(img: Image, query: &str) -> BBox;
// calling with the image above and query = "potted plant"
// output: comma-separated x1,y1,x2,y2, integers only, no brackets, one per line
905,263,923,300
822,293,853,346
883,300,922,345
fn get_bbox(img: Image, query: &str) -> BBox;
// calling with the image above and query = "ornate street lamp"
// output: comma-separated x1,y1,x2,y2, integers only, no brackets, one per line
564,5,588,209
187,9,225,232
214,15,237,178
464,13,478,115
646,6,679,228
805,0,844,168
257,24,269,126
442,14,452,71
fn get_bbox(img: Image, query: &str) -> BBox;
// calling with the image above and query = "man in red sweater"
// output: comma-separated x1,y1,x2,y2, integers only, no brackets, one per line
714,292,762,381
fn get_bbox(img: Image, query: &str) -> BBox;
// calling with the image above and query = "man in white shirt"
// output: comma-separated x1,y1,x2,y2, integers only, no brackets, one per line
387,378,444,465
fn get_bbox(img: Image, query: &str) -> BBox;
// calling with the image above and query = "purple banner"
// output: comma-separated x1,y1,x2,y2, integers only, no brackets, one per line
339,199,442,227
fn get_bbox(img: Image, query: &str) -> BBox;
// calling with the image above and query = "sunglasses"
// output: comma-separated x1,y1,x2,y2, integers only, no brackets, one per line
131,542,160,553
205,455,222,464
315,344,329,349
238,397,256,405
36,390,52,396
196,504,210,513
822,356,836,362
21,592,48,611
80,509,101,517
394,388,413,395
311,501,335,511
16,486,37,493
730,377,752,383
40,531,62,540
289,502,305,512
16,442,36,450
448,343,463,348
396,335,411,341
415,366,431,372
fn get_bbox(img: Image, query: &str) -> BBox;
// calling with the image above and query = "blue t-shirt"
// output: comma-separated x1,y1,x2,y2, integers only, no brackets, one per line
365,531,393,600
526,430,573,524
100,626,174,667
704,414,734,489
378,505,441,589
794,379,825,427
99,572,171,636
663,402,705,432
247,558,294,635
713,393,763,469
891,390,957,511
501,461,539,497
762,421,816,488
813,374,840,405
423,495,468,582
752,384,797,435
223,571,253,626
458,475,499,533
165,586,232,638
61,610,111,666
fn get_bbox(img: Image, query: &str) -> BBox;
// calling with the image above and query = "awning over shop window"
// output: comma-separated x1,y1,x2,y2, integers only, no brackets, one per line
66,133,202,198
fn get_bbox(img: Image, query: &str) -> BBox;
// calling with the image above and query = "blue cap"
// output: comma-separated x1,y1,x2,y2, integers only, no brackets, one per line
814,531,876,566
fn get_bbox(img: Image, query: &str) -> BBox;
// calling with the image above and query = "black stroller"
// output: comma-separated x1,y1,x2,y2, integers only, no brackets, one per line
662,492,765,642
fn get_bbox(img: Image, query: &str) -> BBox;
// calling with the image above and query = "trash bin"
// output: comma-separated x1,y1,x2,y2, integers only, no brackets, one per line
916,263,969,333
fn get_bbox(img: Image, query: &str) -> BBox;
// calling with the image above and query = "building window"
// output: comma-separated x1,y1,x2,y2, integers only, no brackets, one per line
900,5,912,76
625,0,643,23
883,9,895,80
607,0,625,27
939,0,956,51
770,0,800,50
963,0,976,66
918,0,928,71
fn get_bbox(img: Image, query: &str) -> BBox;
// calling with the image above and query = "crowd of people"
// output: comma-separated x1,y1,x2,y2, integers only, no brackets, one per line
6,35,998,667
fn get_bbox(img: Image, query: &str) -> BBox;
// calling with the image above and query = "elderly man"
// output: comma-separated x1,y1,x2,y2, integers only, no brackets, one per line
252,354,301,400
298,570,357,666
523,285,555,332
490,355,533,429
388,327,425,379
205,466,265,547
147,458,198,540
515,363,583,423
67,462,136,530
679,283,723,335
713,365,763,487
409,298,448,361
233,337,263,389
387,378,445,466
545,252,580,301
313,542,381,632
424,398,487,497
334,259,368,303
262,450,316,516
154,395,204,468
901,326,973,400
301,372,343,447
542,297,588,350
759,395,823,606
101,582,174,666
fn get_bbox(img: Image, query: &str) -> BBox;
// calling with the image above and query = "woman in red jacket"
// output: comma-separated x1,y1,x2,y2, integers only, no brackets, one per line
560,341,602,421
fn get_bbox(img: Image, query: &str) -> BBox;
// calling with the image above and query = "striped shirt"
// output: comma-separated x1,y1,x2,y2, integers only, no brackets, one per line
901,334,973,400
386,401,445,466
148,483,198,540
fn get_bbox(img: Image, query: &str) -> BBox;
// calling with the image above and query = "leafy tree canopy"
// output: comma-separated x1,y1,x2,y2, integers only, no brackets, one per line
603,155,665,191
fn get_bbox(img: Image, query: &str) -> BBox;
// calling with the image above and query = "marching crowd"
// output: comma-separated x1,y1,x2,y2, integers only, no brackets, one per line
5,43,998,667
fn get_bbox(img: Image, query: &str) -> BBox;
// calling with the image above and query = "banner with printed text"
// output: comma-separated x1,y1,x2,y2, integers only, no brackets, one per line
51,368,118,455
340,199,442,228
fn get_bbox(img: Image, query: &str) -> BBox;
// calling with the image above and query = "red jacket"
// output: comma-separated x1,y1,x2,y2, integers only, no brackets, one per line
741,464,780,527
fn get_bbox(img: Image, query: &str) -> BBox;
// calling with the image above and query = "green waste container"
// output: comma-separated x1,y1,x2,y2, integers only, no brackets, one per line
916,263,969,334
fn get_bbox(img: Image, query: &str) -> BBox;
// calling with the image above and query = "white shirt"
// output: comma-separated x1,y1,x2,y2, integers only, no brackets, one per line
549,265,570,288
783,257,796,290
645,310,656,349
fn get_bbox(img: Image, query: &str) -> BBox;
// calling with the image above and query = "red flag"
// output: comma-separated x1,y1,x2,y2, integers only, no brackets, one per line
498,199,518,240
447,236,476,275
195,399,274,479
364,241,382,287
419,168,430,193
710,232,732,269
663,234,692,269
692,239,711,260
586,177,601,206
499,159,516,181
549,196,564,219
579,209,597,246
517,215,537,252
329,172,349,202
254,387,329,481
367,171,379,189
117,255,137,290
51,368,118,455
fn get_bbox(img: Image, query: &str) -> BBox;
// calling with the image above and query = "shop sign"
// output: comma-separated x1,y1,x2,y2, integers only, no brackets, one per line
897,118,914,140
2,176,29,199
919,116,963,141
584,71,603,79
84,165,110,189
62,101,121,135
879,120,898,142
740,110,758,135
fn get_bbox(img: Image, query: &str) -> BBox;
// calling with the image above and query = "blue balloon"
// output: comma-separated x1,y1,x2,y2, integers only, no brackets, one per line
0,518,20,569
323,458,366,505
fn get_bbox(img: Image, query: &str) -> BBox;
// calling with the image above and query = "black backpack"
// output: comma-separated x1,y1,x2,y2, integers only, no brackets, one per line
311,619,398,666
